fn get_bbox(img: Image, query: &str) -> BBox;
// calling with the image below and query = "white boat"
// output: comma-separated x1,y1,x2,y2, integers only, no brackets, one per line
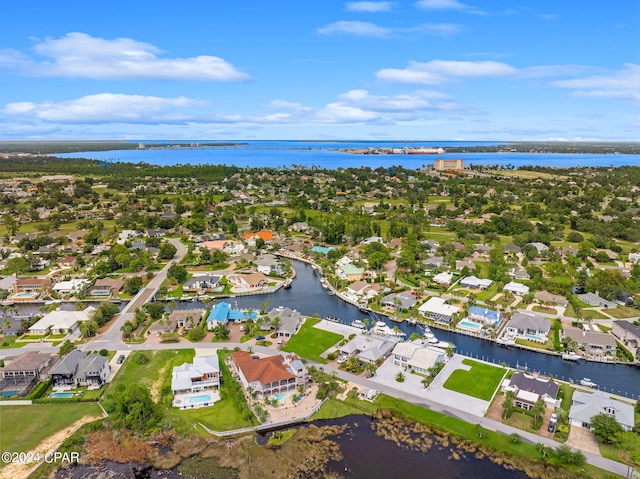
372,321,405,337
436,341,454,349
326,316,340,323
351,319,366,329
562,352,580,361
580,378,597,387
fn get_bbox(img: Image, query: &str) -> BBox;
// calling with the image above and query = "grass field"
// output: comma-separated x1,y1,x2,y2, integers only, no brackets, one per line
281,318,343,363
605,306,640,319
105,349,195,399
0,403,103,465
442,359,506,401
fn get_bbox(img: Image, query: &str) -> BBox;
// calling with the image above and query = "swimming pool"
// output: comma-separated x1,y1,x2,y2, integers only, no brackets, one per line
458,320,481,330
188,393,212,405
0,391,19,397
525,334,546,342
49,392,74,399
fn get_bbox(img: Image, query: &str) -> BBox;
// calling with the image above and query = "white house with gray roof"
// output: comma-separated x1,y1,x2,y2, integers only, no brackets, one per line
171,355,220,395
569,390,635,431
267,306,304,338
339,334,400,364
504,312,551,343
577,292,617,309
392,340,446,375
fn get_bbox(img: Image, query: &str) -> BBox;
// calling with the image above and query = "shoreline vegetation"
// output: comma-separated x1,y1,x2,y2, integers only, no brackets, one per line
1,140,639,155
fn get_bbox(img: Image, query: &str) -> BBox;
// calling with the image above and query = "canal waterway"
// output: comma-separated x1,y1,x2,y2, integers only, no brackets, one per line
216,260,640,400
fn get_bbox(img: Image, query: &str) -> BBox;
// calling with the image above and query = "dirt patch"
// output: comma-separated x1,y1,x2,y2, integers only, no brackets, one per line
0,414,104,479
149,364,168,402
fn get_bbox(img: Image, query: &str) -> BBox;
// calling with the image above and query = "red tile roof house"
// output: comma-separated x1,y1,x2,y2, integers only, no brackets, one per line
230,351,309,399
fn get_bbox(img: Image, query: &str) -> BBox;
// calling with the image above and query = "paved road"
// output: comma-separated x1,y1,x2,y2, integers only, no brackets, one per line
86,237,187,348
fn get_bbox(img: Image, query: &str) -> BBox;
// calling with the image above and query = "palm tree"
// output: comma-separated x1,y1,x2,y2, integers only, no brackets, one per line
531,400,545,428
502,390,515,419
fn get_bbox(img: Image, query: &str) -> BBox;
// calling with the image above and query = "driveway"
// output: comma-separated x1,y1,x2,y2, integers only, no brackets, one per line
106,350,132,382
368,356,427,397
566,425,602,456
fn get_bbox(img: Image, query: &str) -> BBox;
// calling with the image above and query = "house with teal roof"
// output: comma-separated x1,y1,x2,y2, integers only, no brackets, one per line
206,302,257,330
310,245,333,255
339,263,365,281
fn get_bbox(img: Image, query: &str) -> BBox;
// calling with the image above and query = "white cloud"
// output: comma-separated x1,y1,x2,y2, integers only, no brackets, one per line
345,1,394,12
315,103,381,123
0,32,249,81
406,23,464,36
337,89,437,111
268,99,313,111
551,64,640,104
377,59,517,84
415,0,485,15
316,21,390,37
3,93,204,123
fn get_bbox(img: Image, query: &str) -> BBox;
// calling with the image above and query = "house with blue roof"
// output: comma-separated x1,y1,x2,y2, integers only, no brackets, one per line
206,302,257,330
466,305,502,326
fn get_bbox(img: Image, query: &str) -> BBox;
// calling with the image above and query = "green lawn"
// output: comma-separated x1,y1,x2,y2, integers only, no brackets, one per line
606,306,640,319
0,403,103,466
281,318,343,363
442,359,506,401
105,349,195,397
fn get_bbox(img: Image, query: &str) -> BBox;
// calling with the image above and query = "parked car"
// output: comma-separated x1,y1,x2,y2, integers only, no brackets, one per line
550,412,557,424
277,338,284,344
337,356,348,364
548,422,555,433
256,335,266,340
116,355,125,364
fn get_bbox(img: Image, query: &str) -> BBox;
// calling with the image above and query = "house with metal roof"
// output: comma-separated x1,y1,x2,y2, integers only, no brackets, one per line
569,390,635,431
418,297,460,324
171,355,220,395
466,306,502,326
206,302,257,329
460,276,493,290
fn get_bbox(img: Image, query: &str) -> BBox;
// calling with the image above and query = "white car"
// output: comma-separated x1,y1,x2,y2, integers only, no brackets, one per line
277,338,284,345
337,356,348,364
550,412,557,424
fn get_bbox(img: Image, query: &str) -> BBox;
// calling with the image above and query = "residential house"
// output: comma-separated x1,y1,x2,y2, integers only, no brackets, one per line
206,301,256,329
628,252,640,264
432,271,454,285
455,259,476,271
577,292,617,309
418,297,460,324
534,291,568,307
28,306,96,335
460,276,493,290
89,278,124,297
508,267,531,281
12,277,50,299
170,309,206,330
392,340,446,375
563,326,617,356
49,350,109,388
289,222,309,232
381,292,417,311
256,254,284,276
528,242,550,255
503,281,530,295
52,279,90,295
466,305,501,327
339,334,399,364
243,230,274,246
145,228,166,238
201,240,245,255
171,355,220,395
502,372,559,410
227,272,269,289
339,263,365,281
504,312,551,343
612,320,640,353
57,256,77,269
504,244,522,254
0,352,55,389
267,306,304,338
230,351,309,399
148,315,179,336
424,256,445,269
183,275,221,293
569,390,635,431
310,245,333,255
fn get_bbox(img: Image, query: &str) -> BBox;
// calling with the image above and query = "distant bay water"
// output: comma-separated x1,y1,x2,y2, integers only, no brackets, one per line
54,140,640,169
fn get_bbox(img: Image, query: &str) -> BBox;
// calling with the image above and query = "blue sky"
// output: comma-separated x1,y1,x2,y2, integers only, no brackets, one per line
0,1,638,141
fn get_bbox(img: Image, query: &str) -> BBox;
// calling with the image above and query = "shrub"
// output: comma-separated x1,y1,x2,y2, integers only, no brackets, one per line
99,349,109,356
136,353,149,365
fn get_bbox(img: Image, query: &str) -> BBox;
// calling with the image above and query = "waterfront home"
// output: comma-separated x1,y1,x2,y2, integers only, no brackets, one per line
466,305,501,327
310,245,333,255
339,263,365,281
170,309,206,331
148,315,179,336
563,326,617,356
182,275,221,293
381,292,417,311
171,355,220,395
202,240,245,255
52,279,90,295
206,302,257,329
418,297,459,324
460,276,493,290
12,277,50,299
339,334,399,364
230,351,309,399
227,272,269,289
89,278,124,297
534,291,568,307
504,312,551,343
267,306,304,338
0,351,56,395
28,306,96,335
256,254,284,276
569,390,635,431
577,292,617,309
392,340,446,374
50,350,109,388
503,281,530,295
501,372,559,410
612,320,640,354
